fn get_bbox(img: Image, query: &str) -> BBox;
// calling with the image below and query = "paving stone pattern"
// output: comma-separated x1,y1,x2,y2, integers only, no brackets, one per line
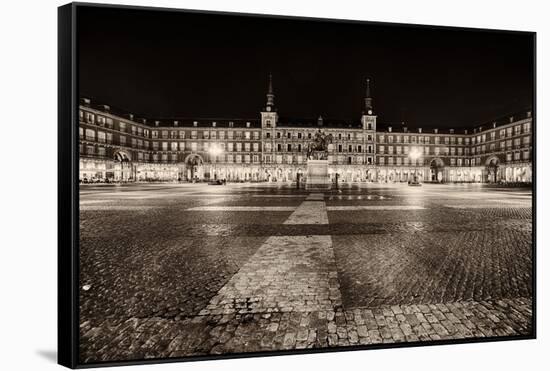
78,183,533,363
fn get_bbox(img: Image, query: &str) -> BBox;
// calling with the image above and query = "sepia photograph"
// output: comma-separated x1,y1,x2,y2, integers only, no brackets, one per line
72,3,534,366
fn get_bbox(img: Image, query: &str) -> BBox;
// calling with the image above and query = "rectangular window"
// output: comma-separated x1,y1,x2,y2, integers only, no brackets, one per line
85,129,95,141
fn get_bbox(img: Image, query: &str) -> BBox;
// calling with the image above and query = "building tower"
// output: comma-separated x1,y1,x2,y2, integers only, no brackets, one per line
361,78,377,167
266,73,275,112
364,78,374,115
261,74,278,168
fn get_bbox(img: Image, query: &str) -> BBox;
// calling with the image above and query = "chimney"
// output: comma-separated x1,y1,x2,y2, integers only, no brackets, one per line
434,128,438,134
493,122,497,128
418,128,422,133
102,104,110,111
128,113,134,120
388,126,392,132
450,129,454,134
155,120,160,127
174,120,179,126
527,111,532,118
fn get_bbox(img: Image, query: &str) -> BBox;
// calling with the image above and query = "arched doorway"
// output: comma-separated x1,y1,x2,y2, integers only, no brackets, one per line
114,151,132,181
485,156,500,183
185,154,204,182
430,158,444,182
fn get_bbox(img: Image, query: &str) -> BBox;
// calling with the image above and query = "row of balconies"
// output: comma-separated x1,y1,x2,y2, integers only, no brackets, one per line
83,124,531,147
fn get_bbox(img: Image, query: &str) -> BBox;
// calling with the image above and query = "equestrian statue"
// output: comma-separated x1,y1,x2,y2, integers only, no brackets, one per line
307,130,333,160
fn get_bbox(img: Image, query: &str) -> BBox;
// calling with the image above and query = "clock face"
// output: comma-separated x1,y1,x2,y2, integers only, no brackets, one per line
368,110,373,115
267,106,272,112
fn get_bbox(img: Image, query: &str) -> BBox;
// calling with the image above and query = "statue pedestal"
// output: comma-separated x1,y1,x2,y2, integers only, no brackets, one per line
306,159,331,190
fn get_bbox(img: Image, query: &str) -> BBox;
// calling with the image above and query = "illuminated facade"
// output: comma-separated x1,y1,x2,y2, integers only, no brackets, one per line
79,77,533,184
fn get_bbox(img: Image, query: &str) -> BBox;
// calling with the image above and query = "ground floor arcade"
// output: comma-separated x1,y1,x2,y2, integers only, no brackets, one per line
79,158,532,184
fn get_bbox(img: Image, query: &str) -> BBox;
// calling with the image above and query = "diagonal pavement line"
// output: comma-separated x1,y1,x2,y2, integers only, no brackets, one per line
197,194,343,317
284,193,328,224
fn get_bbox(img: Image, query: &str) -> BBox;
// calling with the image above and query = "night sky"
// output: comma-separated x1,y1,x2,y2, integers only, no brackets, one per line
78,5,534,129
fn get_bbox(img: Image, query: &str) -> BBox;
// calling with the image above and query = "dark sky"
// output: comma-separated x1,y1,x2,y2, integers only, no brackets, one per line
78,5,534,129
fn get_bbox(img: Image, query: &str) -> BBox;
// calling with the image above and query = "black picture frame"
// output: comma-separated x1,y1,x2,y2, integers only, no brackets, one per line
58,2,536,368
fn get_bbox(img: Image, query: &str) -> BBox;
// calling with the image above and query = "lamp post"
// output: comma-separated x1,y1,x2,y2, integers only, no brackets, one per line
409,147,421,183
209,144,223,180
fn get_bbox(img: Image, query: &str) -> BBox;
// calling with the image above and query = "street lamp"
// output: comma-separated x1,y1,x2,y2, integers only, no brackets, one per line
409,147,421,184
209,144,223,180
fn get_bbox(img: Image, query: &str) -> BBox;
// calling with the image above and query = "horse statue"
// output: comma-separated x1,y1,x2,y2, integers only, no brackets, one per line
307,130,333,160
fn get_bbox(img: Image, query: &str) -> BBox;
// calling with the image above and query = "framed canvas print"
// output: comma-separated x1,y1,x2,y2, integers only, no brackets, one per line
58,2,536,368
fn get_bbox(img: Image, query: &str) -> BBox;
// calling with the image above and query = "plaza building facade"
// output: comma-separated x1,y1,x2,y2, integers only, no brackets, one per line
78,77,533,184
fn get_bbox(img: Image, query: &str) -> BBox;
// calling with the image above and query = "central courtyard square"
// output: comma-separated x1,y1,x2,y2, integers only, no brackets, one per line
78,183,533,363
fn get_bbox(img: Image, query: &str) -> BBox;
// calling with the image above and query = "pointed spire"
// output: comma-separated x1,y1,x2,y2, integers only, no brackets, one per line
265,73,275,112
366,78,371,98
364,78,374,114
268,73,273,94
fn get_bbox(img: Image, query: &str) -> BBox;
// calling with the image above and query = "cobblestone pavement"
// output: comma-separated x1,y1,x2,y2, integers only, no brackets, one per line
79,183,533,363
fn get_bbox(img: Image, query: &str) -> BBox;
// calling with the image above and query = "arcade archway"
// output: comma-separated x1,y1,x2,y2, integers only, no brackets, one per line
430,158,445,182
